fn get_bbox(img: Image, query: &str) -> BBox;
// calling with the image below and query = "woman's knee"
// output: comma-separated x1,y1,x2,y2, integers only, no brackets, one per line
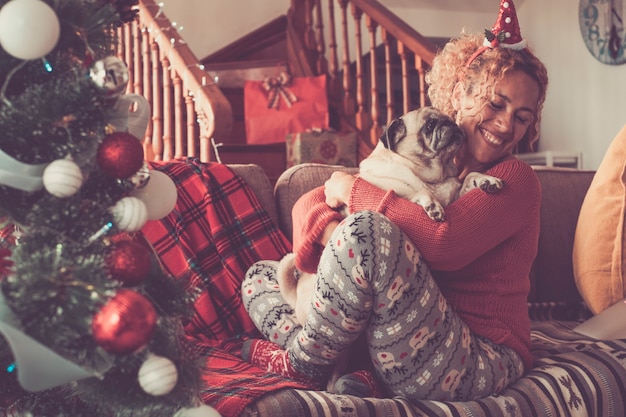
332,211,421,270
340,210,398,234
241,260,280,305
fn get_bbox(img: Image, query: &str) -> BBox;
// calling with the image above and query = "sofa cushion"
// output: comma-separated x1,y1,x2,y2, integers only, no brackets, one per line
573,124,626,314
530,167,594,304
274,163,357,241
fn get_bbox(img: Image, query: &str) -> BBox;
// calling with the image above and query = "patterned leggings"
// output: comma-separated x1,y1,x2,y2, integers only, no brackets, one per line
242,211,524,402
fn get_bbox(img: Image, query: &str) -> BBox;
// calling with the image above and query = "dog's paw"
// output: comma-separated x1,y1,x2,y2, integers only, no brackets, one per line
425,202,445,222
479,177,504,193
460,173,504,196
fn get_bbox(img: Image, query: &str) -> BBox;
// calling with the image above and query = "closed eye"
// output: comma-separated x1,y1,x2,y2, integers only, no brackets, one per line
515,113,534,125
424,118,437,134
489,101,504,110
490,101,534,126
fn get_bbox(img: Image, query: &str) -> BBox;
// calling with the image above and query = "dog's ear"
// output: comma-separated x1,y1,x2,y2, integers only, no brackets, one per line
380,118,406,152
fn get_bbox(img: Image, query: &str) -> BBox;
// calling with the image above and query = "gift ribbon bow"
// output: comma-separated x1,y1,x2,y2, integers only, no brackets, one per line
262,72,298,109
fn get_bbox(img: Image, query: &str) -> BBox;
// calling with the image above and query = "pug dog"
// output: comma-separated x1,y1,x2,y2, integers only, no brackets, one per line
276,107,503,392
358,106,503,221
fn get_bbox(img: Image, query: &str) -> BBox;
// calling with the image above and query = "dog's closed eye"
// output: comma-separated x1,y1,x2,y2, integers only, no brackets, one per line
422,118,437,136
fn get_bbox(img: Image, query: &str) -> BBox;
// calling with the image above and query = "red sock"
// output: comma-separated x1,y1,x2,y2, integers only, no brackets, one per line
334,370,383,398
242,339,320,388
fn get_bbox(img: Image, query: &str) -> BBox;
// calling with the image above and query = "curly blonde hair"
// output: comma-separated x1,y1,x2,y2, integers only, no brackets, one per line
426,33,548,150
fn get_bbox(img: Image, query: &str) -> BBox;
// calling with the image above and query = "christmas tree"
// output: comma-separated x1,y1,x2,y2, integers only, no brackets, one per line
0,1,217,415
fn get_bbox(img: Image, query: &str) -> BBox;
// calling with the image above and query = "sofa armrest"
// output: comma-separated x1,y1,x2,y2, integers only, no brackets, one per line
274,163,358,241
228,163,279,226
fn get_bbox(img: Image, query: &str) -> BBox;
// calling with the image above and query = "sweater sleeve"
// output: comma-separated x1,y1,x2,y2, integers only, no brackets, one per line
348,159,542,271
292,186,345,273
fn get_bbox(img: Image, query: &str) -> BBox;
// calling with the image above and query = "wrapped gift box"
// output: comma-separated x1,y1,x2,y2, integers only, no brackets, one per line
244,74,329,145
286,130,358,168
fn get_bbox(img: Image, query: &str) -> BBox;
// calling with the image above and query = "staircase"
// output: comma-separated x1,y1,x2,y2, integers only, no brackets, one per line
117,0,439,184
200,16,293,184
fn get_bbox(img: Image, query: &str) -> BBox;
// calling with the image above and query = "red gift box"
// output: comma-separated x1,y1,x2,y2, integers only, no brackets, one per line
244,74,329,145
286,130,358,168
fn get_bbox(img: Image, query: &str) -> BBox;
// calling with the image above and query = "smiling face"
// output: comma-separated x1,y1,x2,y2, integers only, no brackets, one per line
452,69,540,175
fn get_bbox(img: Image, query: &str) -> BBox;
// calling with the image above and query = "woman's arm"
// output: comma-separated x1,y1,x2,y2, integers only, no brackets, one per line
291,186,345,273
333,159,541,271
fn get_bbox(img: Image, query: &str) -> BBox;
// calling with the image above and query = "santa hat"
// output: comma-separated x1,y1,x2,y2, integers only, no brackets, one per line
466,0,527,66
483,0,527,49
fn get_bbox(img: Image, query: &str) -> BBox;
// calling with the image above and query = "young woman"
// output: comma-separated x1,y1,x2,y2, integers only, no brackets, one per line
242,0,549,403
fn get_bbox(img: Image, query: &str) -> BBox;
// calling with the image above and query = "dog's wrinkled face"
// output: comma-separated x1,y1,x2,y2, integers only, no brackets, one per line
380,107,464,163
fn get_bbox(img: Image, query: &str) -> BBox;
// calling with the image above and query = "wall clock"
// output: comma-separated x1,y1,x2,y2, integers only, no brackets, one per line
579,0,626,65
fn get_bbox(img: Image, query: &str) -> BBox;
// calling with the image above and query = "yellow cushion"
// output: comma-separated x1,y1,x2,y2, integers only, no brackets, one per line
573,124,626,314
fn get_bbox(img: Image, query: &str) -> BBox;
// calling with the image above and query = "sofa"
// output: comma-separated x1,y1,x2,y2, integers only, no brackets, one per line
223,162,626,417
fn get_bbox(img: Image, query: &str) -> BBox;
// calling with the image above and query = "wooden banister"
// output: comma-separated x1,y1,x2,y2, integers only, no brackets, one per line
116,0,233,162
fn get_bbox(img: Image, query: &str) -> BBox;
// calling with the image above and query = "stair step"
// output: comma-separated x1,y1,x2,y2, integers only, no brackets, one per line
206,60,289,89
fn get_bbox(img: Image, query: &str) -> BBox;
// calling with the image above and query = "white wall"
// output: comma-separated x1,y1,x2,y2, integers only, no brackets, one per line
162,0,290,61
518,0,626,170
162,0,626,170
382,7,493,38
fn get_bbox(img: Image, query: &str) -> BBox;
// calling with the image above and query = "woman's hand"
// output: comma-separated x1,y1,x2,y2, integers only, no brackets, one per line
324,171,356,209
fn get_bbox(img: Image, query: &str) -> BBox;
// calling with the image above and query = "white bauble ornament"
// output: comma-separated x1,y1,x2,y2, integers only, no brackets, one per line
42,159,83,198
131,170,177,220
89,56,129,98
110,196,148,232
138,354,178,396
0,0,61,60
174,404,222,417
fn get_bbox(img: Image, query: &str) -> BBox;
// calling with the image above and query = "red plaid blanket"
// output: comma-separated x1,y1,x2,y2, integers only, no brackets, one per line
141,159,308,417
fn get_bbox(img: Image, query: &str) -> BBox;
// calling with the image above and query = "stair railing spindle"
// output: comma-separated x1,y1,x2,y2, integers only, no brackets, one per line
338,0,355,116
351,4,369,131
313,0,328,74
141,26,154,159
132,21,143,96
366,15,380,145
397,41,409,115
173,74,184,158
415,56,427,109
326,0,339,93
381,28,394,124
161,56,173,161
185,94,196,158
150,39,163,161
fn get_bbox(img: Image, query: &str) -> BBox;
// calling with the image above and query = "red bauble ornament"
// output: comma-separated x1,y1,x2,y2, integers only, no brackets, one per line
105,240,151,286
96,132,144,179
92,289,157,354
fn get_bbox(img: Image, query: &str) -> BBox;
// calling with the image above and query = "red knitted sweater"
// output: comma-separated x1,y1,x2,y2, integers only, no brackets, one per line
291,159,541,369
